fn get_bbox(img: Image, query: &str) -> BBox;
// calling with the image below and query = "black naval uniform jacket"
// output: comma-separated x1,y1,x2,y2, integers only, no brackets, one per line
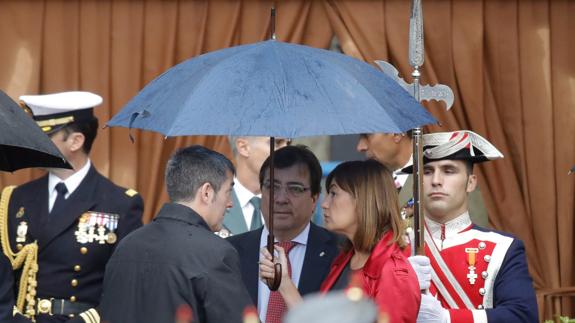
5,166,144,323
99,203,253,323
1,254,31,323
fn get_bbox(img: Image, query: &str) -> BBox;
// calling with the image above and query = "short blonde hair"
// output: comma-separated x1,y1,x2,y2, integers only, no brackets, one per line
325,159,406,253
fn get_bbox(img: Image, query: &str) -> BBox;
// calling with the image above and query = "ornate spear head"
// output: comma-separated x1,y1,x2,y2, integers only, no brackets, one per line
409,0,424,69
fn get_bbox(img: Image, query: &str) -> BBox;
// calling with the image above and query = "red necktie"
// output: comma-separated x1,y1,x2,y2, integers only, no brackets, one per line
265,241,296,323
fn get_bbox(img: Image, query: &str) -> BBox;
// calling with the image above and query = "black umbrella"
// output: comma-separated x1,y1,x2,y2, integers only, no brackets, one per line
0,90,71,172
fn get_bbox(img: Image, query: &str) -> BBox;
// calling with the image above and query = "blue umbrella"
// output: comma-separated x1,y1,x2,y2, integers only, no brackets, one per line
107,40,436,137
107,39,437,291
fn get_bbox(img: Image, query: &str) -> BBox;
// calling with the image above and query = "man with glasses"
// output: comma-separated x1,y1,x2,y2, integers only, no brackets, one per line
217,137,288,237
228,145,339,323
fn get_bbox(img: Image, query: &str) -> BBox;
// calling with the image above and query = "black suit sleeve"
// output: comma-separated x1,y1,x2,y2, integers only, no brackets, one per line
196,246,254,323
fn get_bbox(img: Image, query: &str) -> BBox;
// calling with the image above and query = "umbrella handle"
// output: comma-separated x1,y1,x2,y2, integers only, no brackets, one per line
266,263,282,291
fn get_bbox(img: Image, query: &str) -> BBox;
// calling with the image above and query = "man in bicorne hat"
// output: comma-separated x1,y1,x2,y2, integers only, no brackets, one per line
0,91,143,323
356,131,490,228
404,130,538,322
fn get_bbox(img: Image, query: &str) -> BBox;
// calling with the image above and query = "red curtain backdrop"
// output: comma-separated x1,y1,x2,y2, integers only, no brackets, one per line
0,0,572,318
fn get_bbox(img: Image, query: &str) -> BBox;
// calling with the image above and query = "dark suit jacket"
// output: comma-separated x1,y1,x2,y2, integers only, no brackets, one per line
100,203,253,323
222,190,248,235
4,165,143,323
227,222,340,306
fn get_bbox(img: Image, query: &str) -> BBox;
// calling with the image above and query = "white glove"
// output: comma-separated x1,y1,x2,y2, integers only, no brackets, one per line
417,294,450,323
409,255,432,290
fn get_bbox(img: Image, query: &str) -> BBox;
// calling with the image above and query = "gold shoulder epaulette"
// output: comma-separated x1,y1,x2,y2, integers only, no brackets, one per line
125,189,138,197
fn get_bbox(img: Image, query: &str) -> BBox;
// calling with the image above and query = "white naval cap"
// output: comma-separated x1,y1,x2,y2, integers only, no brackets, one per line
19,91,102,133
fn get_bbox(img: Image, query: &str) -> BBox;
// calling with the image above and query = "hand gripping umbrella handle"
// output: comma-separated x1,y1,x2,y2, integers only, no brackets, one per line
266,233,282,291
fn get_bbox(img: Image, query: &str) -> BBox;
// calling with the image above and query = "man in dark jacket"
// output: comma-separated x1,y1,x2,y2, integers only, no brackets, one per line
100,145,253,323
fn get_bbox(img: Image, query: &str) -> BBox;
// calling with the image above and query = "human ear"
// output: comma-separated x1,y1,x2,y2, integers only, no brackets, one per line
198,182,214,203
68,132,85,152
466,174,478,193
236,137,250,158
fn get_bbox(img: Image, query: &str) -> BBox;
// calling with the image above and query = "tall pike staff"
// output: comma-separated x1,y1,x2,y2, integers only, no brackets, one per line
409,0,426,256
376,0,454,255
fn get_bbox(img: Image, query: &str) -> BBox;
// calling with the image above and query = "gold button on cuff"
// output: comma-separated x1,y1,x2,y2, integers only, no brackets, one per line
71,279,78,287
74,265,81,272
16,244,23,251
80,247,88,254
70,296,76,302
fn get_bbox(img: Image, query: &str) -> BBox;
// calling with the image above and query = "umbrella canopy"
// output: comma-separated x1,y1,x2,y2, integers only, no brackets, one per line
107,40,436,137
0,90,71,172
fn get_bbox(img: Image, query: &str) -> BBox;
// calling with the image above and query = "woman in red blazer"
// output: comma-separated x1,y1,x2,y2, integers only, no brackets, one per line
260,160,421,322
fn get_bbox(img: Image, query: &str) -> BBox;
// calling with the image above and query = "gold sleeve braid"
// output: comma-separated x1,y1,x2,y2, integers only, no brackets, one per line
0,186,39,322
79,308,101,323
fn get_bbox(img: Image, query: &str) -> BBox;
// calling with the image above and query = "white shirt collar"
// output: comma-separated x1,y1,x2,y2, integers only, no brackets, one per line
48,159,91,197
425,211,472,240
233,177,260,209
393,154,413,188
260,222,310,248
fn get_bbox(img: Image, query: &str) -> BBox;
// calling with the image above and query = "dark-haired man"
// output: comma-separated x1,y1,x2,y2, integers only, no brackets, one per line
228,145,339,323
100,145,252,323
0,91,143,323
217,136,287,237
404,131,538,323
357,132,489,227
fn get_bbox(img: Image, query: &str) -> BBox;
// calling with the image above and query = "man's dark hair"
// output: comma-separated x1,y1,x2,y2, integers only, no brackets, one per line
465,160,474,175
60,118,99,154
258,145,322,196
165,145,235,203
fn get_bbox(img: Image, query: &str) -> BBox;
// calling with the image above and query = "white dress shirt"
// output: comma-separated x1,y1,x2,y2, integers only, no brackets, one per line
394,154,413,188
48,160,91,212
233,177,263,228
257,223,310,322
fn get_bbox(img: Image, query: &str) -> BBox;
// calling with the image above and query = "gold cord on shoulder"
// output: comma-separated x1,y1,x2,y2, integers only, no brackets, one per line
1,186,38,321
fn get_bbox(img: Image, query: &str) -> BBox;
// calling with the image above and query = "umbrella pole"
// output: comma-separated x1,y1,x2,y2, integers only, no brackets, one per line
266,137,282,291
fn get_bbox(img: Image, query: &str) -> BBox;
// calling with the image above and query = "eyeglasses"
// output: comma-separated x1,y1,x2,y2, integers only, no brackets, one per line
262,181,311,197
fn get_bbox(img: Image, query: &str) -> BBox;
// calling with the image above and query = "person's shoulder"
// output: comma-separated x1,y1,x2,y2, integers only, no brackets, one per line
471,224,519,243
226,228,261,245
310,222,341,244
10,175,47,194
92,169,142,202
225,229,262,257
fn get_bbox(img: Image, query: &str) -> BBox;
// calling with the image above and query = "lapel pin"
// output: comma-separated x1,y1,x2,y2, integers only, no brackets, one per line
319,251,325,257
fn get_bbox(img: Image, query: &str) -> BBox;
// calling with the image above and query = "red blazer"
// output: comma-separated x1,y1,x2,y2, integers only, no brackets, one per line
320,231,421,323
